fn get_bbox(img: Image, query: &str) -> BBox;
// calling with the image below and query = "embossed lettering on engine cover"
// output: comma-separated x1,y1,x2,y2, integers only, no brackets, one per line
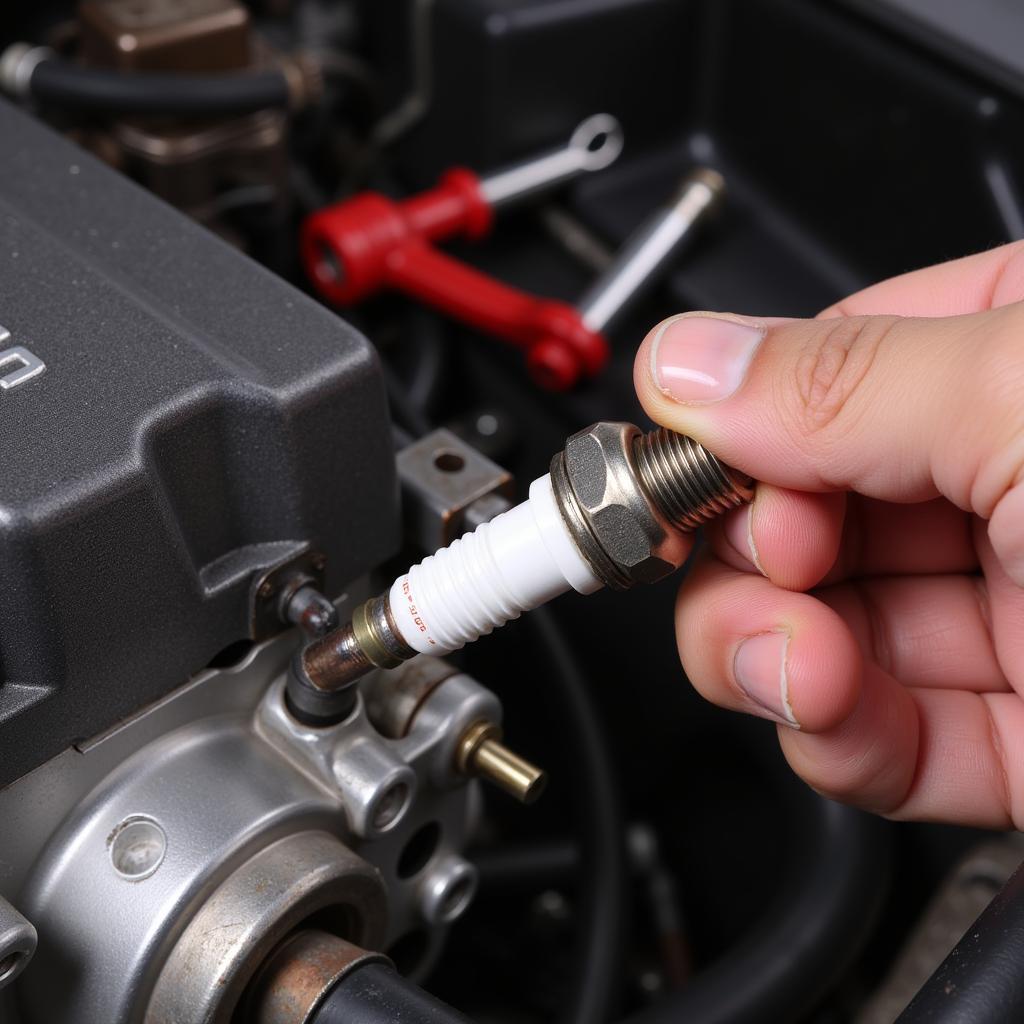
0,324,46,390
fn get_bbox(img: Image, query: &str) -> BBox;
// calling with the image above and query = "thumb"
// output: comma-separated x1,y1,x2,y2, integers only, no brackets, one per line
634,307,1024,566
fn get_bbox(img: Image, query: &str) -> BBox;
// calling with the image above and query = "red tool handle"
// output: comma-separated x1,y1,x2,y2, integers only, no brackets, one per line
386,241,607,389
301,169,609,390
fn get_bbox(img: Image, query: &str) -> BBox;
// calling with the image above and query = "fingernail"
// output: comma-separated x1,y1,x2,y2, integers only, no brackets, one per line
650,311,765,403
734,631,799,727
722,502,767,577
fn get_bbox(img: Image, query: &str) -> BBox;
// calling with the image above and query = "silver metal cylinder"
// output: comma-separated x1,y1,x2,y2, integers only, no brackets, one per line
577,168,725,335
479,113,623,209
0,44,52,100
0,895,36,991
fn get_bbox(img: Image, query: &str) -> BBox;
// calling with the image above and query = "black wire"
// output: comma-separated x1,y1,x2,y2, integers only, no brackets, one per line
405,308,448,417
382,361,432,440
29,59,290,117
529,607,628,1024
622,789,891,1024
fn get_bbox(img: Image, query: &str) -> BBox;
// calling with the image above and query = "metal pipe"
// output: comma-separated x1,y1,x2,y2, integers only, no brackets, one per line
456,720,547,804
577,169,725,336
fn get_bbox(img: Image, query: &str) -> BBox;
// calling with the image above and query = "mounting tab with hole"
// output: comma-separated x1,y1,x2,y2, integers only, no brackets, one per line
397,428,514,553
301,115,622,390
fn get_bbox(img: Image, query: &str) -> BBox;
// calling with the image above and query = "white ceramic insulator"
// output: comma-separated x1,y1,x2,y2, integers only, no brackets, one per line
388,473,601,656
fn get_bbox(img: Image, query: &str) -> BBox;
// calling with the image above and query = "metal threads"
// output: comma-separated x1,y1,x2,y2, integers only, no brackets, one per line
633,428,754,532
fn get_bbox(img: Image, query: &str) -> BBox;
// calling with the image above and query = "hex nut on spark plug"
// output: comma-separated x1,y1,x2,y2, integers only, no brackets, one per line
551,423,754,589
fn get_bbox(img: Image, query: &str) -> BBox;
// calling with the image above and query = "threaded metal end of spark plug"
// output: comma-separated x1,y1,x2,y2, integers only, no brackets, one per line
633,427,754,532
552,422,756,590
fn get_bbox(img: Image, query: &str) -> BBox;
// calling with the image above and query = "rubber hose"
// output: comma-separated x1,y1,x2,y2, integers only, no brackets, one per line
311,961,473,1024
622,790,890,1024
530,607,629,1024
896,856,1024,1023
29,58,290,117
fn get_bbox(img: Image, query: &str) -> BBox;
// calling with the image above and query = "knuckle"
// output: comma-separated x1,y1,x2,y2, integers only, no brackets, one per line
791,315,898,436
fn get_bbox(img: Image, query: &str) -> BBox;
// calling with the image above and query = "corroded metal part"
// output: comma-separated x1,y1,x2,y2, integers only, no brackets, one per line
145,831,386,1024
247,930,389,1024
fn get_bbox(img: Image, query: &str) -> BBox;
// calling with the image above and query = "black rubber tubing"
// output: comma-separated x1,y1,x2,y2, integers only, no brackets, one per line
311,961,473,1024
896,855,1024,1024
529,607,629,1024
28,58,290,117
622,786,891,1024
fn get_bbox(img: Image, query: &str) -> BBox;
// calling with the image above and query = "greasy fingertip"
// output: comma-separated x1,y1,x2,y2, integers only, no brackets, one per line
778,664,919,814
719,502,765,576
780,603,863,732
676,555,862,733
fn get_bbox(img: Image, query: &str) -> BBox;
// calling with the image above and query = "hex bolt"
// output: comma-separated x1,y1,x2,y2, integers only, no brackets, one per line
289,423,753,696
456,721,547,804
281,583,338,638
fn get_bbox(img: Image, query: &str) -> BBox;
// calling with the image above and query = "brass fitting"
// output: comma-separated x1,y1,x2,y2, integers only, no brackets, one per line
456,721,547,804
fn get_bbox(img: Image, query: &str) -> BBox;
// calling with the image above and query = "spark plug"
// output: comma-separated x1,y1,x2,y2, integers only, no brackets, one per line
286,423,752,720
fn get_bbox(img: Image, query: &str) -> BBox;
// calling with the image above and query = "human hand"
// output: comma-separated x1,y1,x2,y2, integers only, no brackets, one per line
634,243,1024,828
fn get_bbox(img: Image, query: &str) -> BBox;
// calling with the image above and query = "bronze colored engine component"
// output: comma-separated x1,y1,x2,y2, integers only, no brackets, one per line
456,720,547,804
247,930,389,1024
74,0,300,232
79,0,251,73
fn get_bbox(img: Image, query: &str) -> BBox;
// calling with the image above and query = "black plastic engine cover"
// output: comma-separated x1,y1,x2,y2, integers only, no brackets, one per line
0,100,399,788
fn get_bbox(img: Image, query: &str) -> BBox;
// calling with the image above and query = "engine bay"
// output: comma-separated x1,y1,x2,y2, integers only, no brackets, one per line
2,2,1024,1022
